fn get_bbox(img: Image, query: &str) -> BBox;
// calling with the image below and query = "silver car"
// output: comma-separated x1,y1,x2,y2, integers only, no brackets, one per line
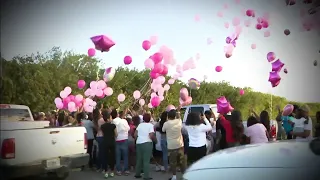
183,139,320,180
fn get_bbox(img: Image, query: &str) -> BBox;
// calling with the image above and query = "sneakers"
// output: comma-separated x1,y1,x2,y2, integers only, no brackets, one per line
160,166,165,172
155,165,161,172
104,172,115,178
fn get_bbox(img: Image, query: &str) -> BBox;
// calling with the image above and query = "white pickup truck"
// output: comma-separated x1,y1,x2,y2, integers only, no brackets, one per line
0,104,89,180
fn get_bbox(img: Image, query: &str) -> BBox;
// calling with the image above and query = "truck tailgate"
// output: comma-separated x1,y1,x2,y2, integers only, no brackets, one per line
1,126,87,166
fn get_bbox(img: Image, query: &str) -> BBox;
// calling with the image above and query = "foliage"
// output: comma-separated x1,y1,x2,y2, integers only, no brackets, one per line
1,47,319,119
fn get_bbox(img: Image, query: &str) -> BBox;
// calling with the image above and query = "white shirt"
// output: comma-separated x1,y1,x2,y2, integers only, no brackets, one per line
210,118,216,133
113,117,130,141
296,117,313,141
185,119,212,147
155,131,162,151
136,122,155,144
292,117,306,133
245,123,268,144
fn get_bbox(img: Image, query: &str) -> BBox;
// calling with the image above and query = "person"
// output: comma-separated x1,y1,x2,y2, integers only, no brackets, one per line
158,111,169,172
259,111,270,136
78,112,95,168
162,109,186,180
134,113,156,180
100,110,117,178
204,110,216,153
290,105,313,140
37,112,45,121
275,105,296,140
245,116,269,144
185,112,212,165
111,109,130,176
57,111,65,126
315,111,320,138
129,115,140,170
93,108,106,173
215,114,228,150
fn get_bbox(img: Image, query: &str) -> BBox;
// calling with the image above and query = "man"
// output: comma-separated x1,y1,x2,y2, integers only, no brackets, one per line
111,109,130,176
162,109,186,180
291,105,313,140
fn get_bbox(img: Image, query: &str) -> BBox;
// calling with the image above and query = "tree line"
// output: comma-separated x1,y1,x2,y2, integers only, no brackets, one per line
1,47,319,119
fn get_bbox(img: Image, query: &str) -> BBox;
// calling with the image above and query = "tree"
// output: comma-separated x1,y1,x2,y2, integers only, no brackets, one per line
1,47,319,119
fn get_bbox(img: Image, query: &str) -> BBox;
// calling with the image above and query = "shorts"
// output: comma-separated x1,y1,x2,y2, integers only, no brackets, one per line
168,147,186,173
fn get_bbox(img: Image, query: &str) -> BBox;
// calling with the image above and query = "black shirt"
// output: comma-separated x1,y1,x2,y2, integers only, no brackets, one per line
100,122,116,146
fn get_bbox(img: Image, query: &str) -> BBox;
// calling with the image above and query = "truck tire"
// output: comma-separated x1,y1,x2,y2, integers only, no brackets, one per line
47,172,69,180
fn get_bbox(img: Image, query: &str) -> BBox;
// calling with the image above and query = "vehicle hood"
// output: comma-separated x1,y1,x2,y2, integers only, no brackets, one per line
186,140,319,172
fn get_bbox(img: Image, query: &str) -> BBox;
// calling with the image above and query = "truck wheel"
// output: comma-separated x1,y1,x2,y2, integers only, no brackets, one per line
48,172,69,180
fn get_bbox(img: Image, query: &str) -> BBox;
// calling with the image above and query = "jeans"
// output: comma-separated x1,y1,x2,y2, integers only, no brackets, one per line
87,139,94,168
96,137,106,170
116,139,129,172
160,136,168,171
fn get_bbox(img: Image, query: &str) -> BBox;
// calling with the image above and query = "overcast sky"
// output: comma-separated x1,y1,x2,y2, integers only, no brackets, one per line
1,0,320,102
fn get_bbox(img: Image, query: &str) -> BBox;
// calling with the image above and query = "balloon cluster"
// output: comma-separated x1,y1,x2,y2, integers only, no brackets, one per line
255,16,269,30
179,88,192,106
216,96,234,114
54,84,98,113
267,52,285,88
188,78,200,90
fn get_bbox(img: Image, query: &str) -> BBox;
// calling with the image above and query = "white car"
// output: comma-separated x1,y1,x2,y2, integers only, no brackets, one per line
0,104,89,179
183,139,320,180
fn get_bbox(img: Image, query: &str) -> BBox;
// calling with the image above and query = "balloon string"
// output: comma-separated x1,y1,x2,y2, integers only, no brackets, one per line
119,78,151,108
113,72,140,92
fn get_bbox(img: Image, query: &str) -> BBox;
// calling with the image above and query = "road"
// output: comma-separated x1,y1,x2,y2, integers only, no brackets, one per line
19,166,182,180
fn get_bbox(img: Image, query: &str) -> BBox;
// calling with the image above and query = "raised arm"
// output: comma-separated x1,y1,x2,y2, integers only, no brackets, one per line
200,118,213,132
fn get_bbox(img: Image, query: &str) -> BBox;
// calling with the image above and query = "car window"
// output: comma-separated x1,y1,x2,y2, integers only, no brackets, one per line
0,108,32,121
190,107,204,114
180,107,186,120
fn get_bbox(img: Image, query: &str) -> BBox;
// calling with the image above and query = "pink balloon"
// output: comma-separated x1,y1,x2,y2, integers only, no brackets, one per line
153,63,164,74
180,88,189,101
150,71,159,79
152,52,163,64
64,86,72,95
217,11,224,17
124,56,132,65
217,96,228,104
60,91,68,99
224,44,234,54
282,104,294,116
207,38,213,45
69,95,75,102
139,99,145,106
264,30,271,37
148,103,153,109
271,59,285,72
185,96,193,105
224,22,230,29
194,14,201,22
54,97,62,105
256,24,262,30
149,36,158,45
142,40,151,51
168,79,175,85
251,44,257,49
223,3,229,9
75,94,83,102
133,90,141,99
160,65,168,75
87,48,96,57
268,71,281,85
77,80,86,89
215,66,223,72
103,87,113,96
90,35,115,52
56,102,64,109
239,89,245,95
144,58,154,69
267,52,276,62
97,94,105,99
261,20,269,28
232,17,241,26
151,96,161,107
246,9,254,17
117,94,126,102
271,79,281,88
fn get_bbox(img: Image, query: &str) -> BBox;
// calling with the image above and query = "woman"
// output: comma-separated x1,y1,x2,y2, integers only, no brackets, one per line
158,111,168,172
93,108,106,173
78,112,95,168
245,116,269,144
128,115,139,170
290,105,313,140
221,110,244,148
100,110,117,178
185,112,212,165
134,113,156,180
251,110,271,139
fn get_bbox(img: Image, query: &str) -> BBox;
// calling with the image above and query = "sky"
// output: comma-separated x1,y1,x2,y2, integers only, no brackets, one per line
1,0,320,103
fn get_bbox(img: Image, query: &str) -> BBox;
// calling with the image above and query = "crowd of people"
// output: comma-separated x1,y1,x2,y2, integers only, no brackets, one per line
32,103,320,180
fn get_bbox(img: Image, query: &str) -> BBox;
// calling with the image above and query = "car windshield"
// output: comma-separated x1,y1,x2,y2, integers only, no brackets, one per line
0,108,32,121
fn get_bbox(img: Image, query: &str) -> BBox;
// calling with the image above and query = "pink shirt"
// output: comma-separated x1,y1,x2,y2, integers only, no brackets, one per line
96,118,105,137
245,123,268,144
